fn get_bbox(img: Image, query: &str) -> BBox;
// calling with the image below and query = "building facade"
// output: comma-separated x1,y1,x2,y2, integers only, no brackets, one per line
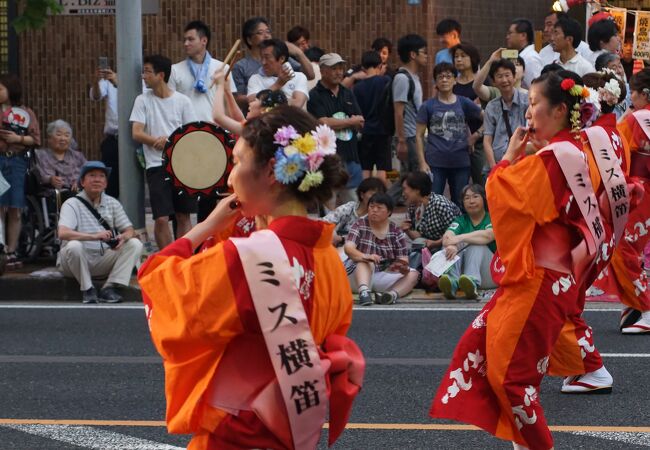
15,0,549,159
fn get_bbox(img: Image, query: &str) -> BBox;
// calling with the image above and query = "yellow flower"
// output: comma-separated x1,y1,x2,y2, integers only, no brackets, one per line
292,133,317,155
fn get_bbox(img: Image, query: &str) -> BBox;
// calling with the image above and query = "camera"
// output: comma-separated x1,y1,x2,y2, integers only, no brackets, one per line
106,237,120,249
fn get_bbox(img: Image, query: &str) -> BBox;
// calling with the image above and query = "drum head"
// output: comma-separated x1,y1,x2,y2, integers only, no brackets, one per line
163,122,235,197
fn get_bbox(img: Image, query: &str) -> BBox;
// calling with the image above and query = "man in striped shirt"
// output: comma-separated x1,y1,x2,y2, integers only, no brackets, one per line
57,161,143,304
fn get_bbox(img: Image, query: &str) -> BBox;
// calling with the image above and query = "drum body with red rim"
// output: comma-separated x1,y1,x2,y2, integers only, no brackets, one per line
162,121,236,198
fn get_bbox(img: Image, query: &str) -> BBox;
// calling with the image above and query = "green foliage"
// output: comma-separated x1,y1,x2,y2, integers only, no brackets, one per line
12,0,64,33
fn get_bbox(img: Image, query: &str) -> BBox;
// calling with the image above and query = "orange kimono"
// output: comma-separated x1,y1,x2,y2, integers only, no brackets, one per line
138,216,360,449
549,114,628,375
431,130,610,450
591,105,650,321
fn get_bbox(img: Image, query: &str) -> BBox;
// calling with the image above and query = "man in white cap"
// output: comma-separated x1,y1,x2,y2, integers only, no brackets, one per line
308,53,364,201
57,161,143,304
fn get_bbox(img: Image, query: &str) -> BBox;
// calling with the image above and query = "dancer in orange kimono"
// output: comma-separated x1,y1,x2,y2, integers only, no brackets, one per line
431,72,616,450
550,71,630,394
595,68,650,334
139,106,365,450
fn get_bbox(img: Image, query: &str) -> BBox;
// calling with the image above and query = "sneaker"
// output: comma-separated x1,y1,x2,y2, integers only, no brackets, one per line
99,286,123,304
438,275,457,299
620,307,642,330
458,275,478,300
5,252,22,271
561,366,613,394
621,316,650,334
358,290,373,306
82,287,99,304
375,291,396,305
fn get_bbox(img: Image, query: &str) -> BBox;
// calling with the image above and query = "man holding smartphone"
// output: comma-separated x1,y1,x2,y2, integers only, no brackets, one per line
90,56,120,198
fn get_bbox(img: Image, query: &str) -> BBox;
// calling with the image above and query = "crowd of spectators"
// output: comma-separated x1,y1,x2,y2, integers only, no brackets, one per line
0,12,647,304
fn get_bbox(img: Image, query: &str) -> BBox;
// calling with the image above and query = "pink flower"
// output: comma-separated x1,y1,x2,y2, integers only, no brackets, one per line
311,124,337,155
307,152,324,171
273,125,299,146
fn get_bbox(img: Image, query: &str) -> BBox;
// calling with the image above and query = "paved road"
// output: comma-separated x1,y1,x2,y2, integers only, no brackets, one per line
0,303,648,449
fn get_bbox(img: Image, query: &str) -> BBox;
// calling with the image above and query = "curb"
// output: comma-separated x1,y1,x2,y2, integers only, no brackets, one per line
3,274,142,302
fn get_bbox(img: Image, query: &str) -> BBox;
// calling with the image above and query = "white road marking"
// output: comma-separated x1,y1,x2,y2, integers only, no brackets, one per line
571,431,650,446
0,304,144,309
601,353,650,358
352,306,621,312
0,304,622,312
2,424,184,449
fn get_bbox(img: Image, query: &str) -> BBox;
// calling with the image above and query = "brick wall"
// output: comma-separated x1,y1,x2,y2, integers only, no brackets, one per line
17,0,548,160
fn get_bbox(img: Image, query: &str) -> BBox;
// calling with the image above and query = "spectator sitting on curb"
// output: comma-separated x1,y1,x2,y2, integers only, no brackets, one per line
57,161,143,304
433,184,497,299
344,192,419,306
400,171,461,268
322,176,386,247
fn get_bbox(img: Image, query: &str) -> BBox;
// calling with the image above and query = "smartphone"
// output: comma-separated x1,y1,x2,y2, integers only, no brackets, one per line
501,49,519,59
98,56,109,71
282,61,295,79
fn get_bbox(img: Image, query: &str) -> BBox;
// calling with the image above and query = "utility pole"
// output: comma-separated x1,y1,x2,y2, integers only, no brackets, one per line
116,0,144,230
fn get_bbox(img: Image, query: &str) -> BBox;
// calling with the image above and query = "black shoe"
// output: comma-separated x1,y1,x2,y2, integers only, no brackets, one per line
375,291,396,305
99,286,123,303
358,290,373,306
82,287,99,304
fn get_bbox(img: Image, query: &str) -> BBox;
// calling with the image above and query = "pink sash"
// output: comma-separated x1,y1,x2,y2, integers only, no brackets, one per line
634,109,650,149
205,230,365,448
229,230,327,449
536,142,605,279
584,126,630,243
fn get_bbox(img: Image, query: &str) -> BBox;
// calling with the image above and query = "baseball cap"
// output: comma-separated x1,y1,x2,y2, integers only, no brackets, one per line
79,160,111,183
319,53,346,67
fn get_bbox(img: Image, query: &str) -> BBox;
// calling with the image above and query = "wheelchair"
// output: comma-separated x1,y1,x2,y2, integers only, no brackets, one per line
16,188,70,263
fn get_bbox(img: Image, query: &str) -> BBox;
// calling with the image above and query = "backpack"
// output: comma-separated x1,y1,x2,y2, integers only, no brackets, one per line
376,68,416,136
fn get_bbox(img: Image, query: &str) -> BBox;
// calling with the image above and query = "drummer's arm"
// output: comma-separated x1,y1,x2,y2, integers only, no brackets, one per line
212,82,244,133
225,87,245,123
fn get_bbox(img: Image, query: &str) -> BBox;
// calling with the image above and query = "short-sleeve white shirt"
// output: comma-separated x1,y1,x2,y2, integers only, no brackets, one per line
247,70,310,101
168,57,236,123
129,91,197,169
555,53,595,77
520,44,543,89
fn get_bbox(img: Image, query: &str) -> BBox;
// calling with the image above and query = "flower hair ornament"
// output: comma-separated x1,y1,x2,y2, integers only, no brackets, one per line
273,124,337,192
598,78,622,107
560,78,596,134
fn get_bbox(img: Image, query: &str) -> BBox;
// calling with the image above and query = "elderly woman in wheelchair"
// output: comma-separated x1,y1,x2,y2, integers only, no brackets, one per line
18,120,86,261
35,119,86,196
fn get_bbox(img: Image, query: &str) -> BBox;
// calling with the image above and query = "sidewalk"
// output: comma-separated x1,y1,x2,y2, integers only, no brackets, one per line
1,257,452,303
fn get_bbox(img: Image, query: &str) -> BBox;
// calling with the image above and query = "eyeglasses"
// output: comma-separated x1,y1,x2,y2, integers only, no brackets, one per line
436,73,455,80
418,49,428,55
254,28,272,36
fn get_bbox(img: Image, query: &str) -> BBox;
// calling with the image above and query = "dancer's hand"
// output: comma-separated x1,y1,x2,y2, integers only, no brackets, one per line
185,193,241,248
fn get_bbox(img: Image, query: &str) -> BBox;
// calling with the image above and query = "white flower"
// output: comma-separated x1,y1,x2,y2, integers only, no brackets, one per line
603,78,621,99
311,124,337,155
283,145,299,156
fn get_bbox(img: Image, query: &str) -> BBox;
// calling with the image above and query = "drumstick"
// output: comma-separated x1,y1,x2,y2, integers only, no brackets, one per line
210,39,241,88
225,51,241,81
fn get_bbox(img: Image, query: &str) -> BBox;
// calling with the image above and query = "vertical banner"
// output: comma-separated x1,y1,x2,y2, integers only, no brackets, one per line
633,11,650,60
608,7,627,36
